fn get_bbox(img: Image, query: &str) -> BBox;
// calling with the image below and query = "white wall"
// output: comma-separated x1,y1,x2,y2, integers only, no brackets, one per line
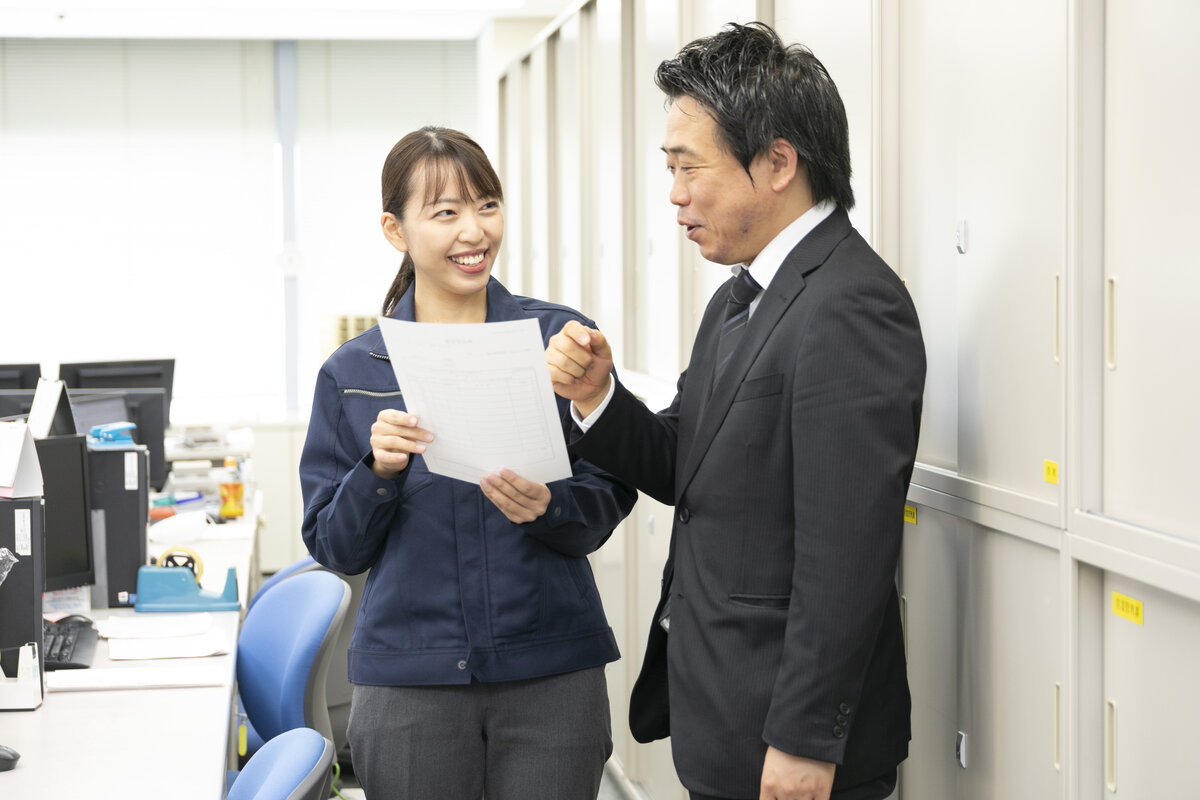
0,36,479,426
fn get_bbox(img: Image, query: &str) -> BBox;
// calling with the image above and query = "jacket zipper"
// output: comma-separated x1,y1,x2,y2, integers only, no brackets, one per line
340,388,402,398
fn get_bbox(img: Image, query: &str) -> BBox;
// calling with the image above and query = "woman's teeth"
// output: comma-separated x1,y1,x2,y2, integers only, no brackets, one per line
451,253,485,266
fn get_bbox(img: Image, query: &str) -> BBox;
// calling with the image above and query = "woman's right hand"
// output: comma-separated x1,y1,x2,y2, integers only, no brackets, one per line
370,410,434,479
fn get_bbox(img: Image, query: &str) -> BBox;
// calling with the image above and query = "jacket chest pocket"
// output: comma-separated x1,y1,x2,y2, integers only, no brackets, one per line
337,388,406,463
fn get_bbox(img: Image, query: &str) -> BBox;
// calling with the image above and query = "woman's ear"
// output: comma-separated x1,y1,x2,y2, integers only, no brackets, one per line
381,212,408,253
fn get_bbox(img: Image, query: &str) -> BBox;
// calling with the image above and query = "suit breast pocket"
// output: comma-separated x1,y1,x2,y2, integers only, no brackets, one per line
733,372,783,403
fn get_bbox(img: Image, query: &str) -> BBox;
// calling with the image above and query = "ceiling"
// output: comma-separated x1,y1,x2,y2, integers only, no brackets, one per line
0,0,575,40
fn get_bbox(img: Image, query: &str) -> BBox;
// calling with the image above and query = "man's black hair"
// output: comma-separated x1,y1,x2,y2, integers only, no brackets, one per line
655,21,854,209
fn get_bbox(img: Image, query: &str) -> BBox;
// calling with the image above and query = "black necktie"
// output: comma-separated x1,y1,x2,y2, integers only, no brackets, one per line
713,267,762,387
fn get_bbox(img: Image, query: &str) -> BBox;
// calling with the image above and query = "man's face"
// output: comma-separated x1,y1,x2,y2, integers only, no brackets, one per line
662,96,775,266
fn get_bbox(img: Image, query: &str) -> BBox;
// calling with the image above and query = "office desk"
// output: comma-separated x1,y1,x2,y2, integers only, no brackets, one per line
0,609,240,798
0,504,258,798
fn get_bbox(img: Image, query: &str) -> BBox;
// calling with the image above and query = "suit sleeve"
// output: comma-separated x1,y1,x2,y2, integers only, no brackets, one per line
762,275,925,763
565,370,687,506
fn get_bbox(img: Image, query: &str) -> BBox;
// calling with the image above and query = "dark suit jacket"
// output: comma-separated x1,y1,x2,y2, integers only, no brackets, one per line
568,208,925,797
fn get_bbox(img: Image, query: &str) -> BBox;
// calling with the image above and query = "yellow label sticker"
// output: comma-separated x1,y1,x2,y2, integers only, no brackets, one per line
1112,591,1144,626
238,723,248,756
903,505,918,525
1044,460,1060,484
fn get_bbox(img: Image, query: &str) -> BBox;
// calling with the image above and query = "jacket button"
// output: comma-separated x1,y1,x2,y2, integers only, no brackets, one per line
836,714,848,725
677,507,691,523
553,506,562,518
457,660,467,670
833,726,845,739
376,488,389,497
839,702,851,714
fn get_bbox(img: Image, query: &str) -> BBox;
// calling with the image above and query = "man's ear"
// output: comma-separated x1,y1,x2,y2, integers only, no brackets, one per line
381,212,408,253
766,138,800,193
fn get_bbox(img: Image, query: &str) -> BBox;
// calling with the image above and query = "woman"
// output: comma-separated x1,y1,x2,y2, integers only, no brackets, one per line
299,126,636,800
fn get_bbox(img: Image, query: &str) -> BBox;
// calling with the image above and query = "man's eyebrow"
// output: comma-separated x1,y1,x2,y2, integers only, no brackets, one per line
661,144,698,157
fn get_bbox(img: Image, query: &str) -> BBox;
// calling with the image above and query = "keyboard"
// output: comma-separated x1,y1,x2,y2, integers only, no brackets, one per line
43,618,99,670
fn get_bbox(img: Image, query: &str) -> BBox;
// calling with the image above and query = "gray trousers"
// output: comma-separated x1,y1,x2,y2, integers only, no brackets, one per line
348,667,612,800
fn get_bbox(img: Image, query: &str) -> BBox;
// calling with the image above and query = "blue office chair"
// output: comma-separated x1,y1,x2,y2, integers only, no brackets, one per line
226,727,334,800
240,556,365,768
246,555,320,612
236,570,351,764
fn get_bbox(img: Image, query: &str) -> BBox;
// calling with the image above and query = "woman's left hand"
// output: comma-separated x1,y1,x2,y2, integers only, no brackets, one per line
480,469,552,523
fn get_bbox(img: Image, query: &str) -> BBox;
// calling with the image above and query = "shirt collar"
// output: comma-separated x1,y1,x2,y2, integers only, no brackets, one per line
735,200,837,289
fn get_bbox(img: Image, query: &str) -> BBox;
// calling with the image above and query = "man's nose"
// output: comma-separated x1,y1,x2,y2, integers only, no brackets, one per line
668,173,688,207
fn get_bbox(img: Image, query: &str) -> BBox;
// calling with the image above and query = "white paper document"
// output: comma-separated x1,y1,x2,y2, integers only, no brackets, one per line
106,628,230,660
45,663,229,692
377,317,572,484
97,612,214,640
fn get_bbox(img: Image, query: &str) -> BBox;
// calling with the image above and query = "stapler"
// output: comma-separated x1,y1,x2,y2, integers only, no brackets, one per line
88,421,136,448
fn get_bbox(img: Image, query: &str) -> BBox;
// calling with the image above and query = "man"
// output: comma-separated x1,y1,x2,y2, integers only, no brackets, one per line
546,22,926,800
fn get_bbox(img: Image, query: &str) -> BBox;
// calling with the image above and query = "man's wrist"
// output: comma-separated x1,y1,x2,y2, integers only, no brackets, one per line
571,376,616,431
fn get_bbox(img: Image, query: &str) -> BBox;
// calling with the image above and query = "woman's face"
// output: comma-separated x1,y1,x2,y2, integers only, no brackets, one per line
386,166,504,305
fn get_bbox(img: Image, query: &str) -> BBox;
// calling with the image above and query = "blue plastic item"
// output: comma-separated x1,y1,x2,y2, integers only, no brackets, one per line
88,421,136,447
134,564,240,612
226,727,334,800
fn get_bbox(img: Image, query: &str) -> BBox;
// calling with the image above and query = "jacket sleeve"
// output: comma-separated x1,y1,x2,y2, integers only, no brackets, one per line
520,451,638,558
762,275,925,763
299,365,413,575
564,370,687,507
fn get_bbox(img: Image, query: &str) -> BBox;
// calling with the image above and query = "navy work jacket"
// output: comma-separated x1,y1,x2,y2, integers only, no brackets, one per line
300,278,636,686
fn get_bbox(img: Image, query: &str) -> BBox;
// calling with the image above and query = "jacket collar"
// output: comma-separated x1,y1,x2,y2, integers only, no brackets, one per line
386,276,528,324
370,277,528,360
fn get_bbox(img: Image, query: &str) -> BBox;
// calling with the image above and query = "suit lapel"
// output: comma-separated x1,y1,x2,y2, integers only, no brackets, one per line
676,208,853,495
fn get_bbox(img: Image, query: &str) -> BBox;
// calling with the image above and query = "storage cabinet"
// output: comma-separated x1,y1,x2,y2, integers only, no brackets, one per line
1099,573,1200,797
1097,0,1200,544
897,0,1068,522
899,506,1061,800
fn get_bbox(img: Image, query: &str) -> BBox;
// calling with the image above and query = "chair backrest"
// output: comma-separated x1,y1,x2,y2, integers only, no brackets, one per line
237,570,351,744
247,556,319,612
251,556,366,763
226,727,334,800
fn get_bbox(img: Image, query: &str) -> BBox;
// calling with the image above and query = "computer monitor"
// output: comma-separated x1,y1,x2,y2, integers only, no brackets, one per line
69,388,168,491
0,389,35,422
34,434,96,592
57,359,175,424
0,363,41,390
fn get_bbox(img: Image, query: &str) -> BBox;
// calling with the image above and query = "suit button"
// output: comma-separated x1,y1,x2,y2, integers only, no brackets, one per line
376,487,389,496
836,714,848,725
677,507,691,523
833,726,845,739
839,703,851,714
457,660,467,670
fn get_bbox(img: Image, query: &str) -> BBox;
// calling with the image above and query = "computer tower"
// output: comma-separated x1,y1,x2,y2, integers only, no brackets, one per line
0,497,44,682
87,445,149,608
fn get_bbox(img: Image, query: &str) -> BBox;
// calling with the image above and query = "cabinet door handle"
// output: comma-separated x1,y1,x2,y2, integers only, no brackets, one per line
1054,682,1061,771
1053,275,1061,363
1105,277,1117,370
1105,697,1118,791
